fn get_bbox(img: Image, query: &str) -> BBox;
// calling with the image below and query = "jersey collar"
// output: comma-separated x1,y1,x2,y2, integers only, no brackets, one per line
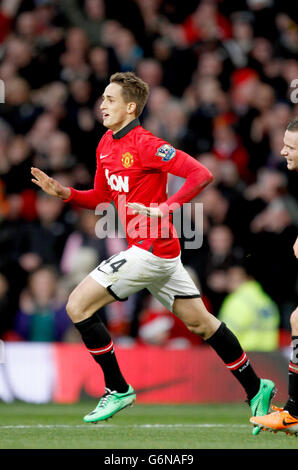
112,118,140,140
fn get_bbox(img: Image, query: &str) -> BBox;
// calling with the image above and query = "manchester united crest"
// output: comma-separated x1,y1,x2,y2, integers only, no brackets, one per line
122,152,134,168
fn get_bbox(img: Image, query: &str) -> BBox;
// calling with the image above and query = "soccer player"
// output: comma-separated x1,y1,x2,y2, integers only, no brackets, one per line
31,72,275,430
250,118,298,435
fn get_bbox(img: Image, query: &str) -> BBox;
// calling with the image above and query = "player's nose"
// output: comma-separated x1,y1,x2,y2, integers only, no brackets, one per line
280,147,287,156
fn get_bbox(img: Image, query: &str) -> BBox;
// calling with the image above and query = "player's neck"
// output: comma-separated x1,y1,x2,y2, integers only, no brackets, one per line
110,116,137,135
111,118,140,140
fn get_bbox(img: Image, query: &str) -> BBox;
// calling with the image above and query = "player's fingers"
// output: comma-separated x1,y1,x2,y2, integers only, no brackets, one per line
31,179,42,187
127,203,146,210
31,167,48,181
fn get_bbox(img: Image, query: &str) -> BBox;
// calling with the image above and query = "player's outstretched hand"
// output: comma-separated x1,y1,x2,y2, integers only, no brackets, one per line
126,202,164,218
293,236,298,259
31,167,71,200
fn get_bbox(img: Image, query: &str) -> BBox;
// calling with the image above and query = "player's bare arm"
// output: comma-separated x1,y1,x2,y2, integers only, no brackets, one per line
31,167,71,200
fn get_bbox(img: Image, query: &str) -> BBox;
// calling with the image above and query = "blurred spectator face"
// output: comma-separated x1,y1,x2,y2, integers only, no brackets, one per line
0,273,9,298
46,131,73,171
35,1,56,24
113,28,137,57
89,47,108,75
197,52,222,78
193,1,216,27
136,59,162,87
213,123,237,149
0,61,17,81
70,79,91,104
199,187,228,224
163,101,187,135
48,132,71,158
61,49,88,73
84,0,105,20
31,113,57,136
16,12,37,40
251,38,273,65
208,225,233,255
37,82,68,114
225,266,248,293
256,169,287,201
195,77,221,105
220,160,240,187
146,86,170,116
252,83,275,112
281,129,298,171
282,60,298,85
5,77,30,106
5,38,33,69
263,57,282,79
28,267,57,305
100,20,122,47
152,38,171,62
232,19,253,43
65,28,89,55
270,103,292,129
8,136,31,166
36,193,63,224
231,69,259,107
28,113,58,155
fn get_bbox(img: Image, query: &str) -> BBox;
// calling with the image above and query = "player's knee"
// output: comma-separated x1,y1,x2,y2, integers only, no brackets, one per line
66,293,87,323
185,321,209,339
290,307,298,334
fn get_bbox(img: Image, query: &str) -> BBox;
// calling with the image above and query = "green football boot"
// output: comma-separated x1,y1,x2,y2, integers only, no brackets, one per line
83,385,136,423
249,378,277,435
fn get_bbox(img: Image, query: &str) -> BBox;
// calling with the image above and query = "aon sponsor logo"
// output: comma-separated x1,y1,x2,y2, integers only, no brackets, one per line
105,169,129,193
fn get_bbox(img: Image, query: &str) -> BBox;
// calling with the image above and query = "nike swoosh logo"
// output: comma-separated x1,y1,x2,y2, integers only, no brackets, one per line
282,418,298,426
100,154,109,159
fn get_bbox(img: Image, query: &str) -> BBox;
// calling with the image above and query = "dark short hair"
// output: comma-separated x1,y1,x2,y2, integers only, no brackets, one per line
287,117,298,132
110,72,149,118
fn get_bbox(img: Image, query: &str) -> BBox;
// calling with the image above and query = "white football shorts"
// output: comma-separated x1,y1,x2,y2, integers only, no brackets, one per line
89,245,200,312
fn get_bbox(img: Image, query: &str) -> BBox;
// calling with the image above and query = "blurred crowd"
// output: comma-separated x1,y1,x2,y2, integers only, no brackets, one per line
0,0,297,349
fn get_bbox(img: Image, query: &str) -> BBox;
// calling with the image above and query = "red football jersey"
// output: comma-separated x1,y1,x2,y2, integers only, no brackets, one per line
65,119,213,258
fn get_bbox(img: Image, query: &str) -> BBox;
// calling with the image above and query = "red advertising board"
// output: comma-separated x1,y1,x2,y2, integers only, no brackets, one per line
52,344,289,404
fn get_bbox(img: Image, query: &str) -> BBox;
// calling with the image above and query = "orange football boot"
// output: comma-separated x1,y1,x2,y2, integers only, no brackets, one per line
250,405,298,435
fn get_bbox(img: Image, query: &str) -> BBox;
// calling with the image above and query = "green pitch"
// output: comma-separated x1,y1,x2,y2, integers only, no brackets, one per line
0,401,297,449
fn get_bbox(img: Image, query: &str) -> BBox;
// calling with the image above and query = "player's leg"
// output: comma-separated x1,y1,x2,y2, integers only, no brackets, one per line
149,260,275,434
66,275,135,422
250,306,298,434
284,307,298,417
173,297,267,400
66,275,129,393
69,246,166,422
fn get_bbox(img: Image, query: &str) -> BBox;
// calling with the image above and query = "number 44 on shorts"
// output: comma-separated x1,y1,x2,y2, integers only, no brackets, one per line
97,254,127,275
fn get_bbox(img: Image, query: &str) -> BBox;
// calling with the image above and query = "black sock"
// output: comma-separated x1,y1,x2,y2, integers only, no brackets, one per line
74,313,128,393
284,336,298,417
206,322,260,401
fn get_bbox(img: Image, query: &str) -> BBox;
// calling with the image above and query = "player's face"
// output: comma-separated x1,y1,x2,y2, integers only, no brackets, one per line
100,82,136,132
281,130,298,171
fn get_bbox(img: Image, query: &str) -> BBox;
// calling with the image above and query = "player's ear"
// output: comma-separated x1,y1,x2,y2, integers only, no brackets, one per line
127,102,136,115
